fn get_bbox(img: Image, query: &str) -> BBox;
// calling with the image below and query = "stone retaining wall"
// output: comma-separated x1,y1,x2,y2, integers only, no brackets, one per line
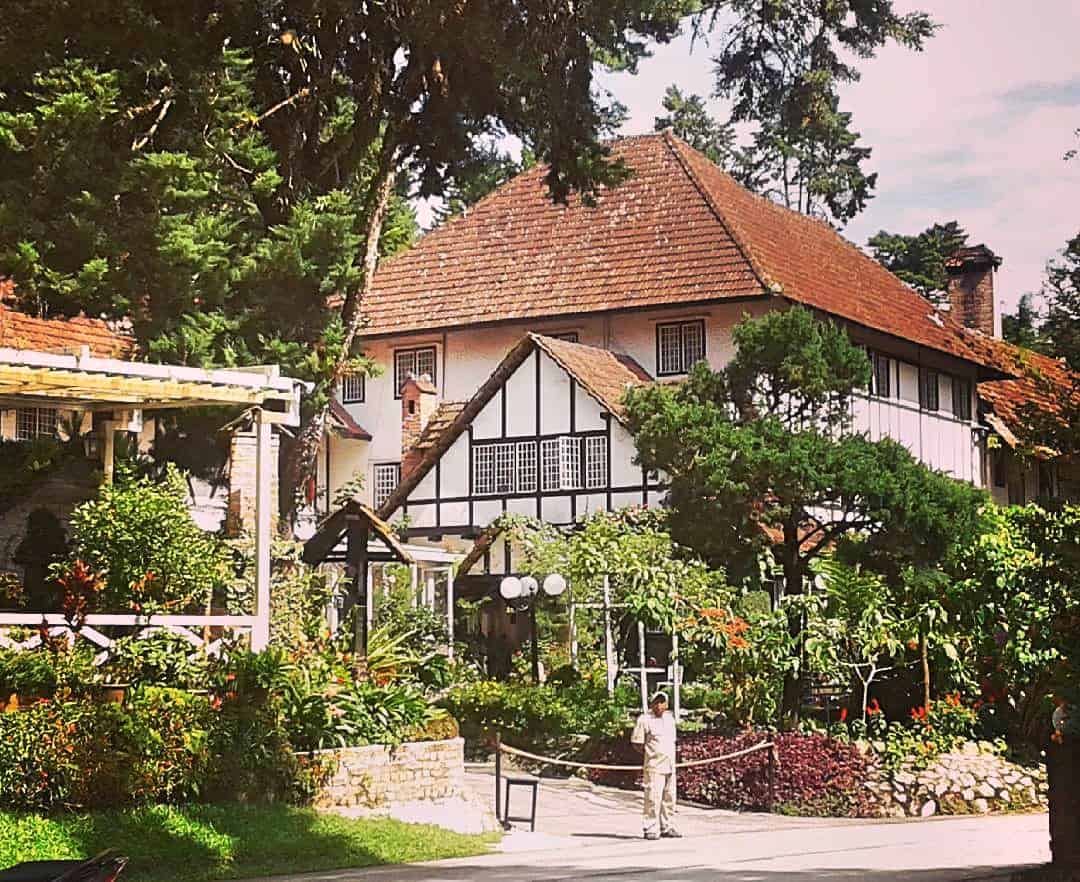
310,737,466,810
866,743,1048,818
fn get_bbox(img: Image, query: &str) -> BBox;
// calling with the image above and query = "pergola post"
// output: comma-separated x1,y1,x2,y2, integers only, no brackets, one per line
446,566,455,661
251,408,272,651
101,421,116,485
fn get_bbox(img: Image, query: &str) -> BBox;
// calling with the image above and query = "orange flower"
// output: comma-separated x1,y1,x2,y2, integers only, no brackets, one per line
946,693,961,707
867,698,882,716
839,708,848,722
729,636,750,651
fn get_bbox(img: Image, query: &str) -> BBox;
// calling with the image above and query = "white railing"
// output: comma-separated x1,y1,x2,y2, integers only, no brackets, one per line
0,613,256,665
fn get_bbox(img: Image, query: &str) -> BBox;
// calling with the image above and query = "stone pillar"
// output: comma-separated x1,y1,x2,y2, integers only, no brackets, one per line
226,428,279,537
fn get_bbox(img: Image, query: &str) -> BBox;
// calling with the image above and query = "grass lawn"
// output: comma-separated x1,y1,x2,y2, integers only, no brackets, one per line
0,804,498,882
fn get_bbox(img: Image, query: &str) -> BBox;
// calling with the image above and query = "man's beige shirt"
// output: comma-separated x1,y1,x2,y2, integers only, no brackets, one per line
631,710,676,775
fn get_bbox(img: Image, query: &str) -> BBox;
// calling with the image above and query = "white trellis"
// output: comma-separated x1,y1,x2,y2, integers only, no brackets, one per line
0,345,305,654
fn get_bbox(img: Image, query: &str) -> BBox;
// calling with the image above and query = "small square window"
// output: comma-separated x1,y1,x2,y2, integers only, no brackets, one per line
373,463,401,508
341,372,365,404
393,346,437,396
16,408,57,441
656,320,706,376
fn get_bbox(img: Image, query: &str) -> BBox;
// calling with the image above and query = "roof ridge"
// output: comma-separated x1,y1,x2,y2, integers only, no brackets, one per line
660,130,773,294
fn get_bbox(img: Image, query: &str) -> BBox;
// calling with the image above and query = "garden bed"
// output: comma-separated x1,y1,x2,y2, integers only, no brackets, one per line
0,804,498,882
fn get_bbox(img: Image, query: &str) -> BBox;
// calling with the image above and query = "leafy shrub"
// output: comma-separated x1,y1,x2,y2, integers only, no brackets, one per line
102,631,210,688
0,686,322,811
587,731,875,817
0,646,101,701
65,463,230,614
441,678,633,749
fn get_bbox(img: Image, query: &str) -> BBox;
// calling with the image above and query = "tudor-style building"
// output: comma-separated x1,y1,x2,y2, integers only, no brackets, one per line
317,130,1010,528
311,130,1077,574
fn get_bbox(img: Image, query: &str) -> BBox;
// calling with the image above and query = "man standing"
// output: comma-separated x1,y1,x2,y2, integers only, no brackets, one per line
631,691,681,840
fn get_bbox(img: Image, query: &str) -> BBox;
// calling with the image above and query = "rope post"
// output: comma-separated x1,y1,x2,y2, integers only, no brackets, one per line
494,732,503,825
766,743,778,813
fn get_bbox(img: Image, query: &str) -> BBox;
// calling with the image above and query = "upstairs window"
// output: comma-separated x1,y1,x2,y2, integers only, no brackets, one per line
951,376,972,421
340,372,365,404
540,435,605,491
473,441,537,496
373,463,401,508
16,407,57,441
872,353,892,398
394,346,437,397
656,320,705,376
551,331,580,343
584,436,607,489
919,368,940,412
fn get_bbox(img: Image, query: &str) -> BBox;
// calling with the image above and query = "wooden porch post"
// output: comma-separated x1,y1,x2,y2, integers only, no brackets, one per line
346,512,370,658
102,421,116,485
251,409,272,651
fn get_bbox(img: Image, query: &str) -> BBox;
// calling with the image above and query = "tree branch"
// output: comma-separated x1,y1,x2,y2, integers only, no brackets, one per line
131,98,174,152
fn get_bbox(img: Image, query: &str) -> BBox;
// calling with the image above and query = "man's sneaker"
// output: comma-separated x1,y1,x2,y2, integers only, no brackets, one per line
660,829,683,839
644,831,660,841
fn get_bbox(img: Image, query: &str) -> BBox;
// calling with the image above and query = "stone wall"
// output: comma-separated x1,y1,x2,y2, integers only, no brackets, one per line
866,743,1048,818
310,737,466,810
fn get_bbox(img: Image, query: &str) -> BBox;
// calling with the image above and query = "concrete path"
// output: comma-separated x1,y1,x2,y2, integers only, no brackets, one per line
261,770,1051,882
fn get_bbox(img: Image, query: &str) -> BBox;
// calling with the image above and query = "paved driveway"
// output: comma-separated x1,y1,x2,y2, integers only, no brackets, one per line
262,771,1051,882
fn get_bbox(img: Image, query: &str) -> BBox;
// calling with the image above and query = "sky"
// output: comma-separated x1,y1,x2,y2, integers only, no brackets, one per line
595,0,1080,315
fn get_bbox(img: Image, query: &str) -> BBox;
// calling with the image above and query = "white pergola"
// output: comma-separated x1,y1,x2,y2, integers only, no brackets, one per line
0,345,305,651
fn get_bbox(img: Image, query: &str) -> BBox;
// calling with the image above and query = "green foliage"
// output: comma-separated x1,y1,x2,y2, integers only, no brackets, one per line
867,221,968,302
1043,232,1080,372
442,677,634,749
0,438,86,518
626,308,987,725
0,804,496,882
653,86,736,168
1001,292,1045,351
0,645,99,701
102,632,209,689
64,463,230,614
700,1,936,222
951,503,1080,740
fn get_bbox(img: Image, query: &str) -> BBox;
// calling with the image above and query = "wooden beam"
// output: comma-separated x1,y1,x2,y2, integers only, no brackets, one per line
251,410,272,650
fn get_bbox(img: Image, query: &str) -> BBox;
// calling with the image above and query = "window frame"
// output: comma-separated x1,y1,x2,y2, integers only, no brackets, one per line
473,440,539,496
919,368,940,412
951,376,972,421
655,319,706,377
340,372,366,404
393,346,438,398
550,331,580,343
372,462,401,508
872,352,892,398
15,407,58,441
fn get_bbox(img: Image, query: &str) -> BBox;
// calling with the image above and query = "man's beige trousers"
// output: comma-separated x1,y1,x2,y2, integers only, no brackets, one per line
642,769,676,834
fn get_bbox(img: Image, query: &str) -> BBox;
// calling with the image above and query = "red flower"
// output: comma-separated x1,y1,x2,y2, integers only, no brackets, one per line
839,708,848,723
867,699,882,716
210,696,223,711
910,705,929,722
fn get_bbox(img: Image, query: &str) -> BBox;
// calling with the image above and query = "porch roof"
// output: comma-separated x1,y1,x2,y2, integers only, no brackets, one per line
0,346,302,423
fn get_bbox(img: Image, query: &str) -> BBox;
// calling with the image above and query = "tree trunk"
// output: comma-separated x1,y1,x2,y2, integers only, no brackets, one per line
281,139,401,526
920,628,931,709
778,526,804,729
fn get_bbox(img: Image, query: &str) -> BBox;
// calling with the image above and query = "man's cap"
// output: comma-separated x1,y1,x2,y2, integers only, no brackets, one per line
650,691,669,705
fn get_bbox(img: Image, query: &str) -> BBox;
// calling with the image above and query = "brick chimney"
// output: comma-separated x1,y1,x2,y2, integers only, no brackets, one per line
945,244,1002,337
401,374,439,478
225,428,279,537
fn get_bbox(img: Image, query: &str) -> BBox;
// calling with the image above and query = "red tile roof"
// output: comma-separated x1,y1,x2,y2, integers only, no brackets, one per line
974,337,1078,446
363,131,1001,371
328,398,373,440
0,297,135,359
532,333,651,422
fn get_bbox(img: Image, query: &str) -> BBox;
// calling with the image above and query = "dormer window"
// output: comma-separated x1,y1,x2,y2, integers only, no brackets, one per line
656,320,705,376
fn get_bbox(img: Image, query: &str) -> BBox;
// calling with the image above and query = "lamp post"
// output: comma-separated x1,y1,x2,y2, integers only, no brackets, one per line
499,573,567,683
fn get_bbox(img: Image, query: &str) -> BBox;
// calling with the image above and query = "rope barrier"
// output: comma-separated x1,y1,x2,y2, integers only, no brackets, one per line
497,739,775,772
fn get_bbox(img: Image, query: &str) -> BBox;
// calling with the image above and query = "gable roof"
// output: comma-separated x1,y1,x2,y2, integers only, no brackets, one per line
377,333,651,519
363,131,1001,372
0,294,135,360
